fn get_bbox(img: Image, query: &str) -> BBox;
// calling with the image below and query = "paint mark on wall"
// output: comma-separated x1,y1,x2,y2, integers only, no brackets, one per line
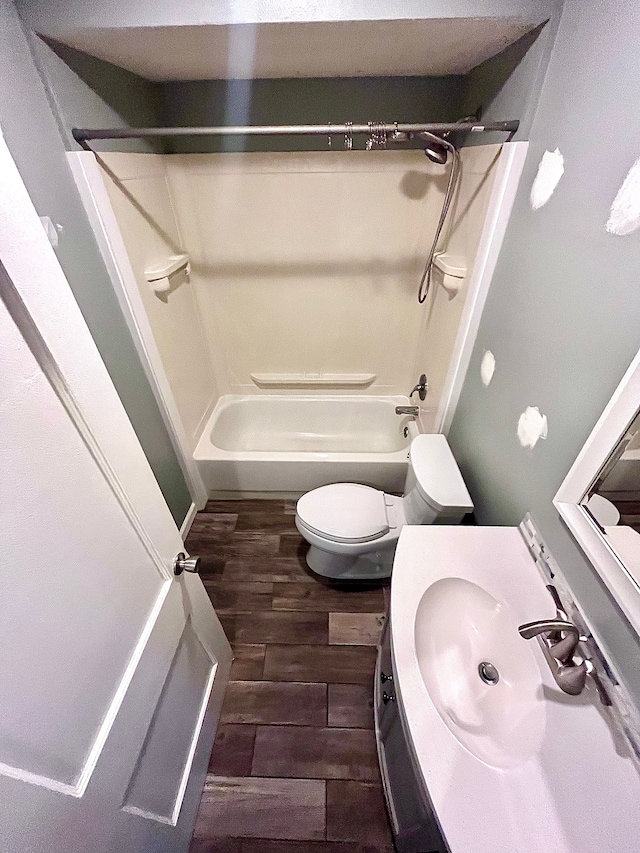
517,406,548,449
480,350,496,386
606,155,640,236
530,149,564,210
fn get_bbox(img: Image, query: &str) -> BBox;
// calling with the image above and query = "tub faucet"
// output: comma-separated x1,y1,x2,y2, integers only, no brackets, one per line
519,618,588,695
395,406,419,416
410,373,428,401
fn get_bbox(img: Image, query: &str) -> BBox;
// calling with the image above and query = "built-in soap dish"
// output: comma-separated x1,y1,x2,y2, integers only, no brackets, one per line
144,253,190,295
433,252,466,296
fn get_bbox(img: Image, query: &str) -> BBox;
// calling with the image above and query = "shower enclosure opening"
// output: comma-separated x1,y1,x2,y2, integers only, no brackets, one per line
69,119,526,502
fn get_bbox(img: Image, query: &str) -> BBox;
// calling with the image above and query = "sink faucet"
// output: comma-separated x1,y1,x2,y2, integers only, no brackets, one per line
519,619,580,663
395,406,419,416
519,618,588,695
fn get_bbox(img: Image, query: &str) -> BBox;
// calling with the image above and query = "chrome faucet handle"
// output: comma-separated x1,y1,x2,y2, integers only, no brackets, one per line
518,619,578,640
519,619,582,664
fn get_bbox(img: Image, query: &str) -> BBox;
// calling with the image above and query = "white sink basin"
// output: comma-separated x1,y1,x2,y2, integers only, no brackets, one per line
392,527,640,853
414,577,546,769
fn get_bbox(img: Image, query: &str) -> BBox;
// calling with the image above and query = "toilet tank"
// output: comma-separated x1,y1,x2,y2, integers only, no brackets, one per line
403,435,473,525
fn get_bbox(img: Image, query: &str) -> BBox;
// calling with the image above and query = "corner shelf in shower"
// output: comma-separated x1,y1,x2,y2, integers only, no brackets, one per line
144,253,190,294
250,372,376,388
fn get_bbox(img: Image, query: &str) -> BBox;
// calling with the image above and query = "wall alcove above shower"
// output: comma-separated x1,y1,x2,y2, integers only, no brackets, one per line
23,3,549,82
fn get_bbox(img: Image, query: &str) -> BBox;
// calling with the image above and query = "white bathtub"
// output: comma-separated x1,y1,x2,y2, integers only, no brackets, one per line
194,395,420,497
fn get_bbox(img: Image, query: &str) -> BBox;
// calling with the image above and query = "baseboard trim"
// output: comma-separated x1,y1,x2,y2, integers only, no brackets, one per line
180,502,198,540
207,490,303,501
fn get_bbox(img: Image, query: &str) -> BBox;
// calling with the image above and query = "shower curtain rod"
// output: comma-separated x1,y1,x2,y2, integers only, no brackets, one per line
72,120,519,148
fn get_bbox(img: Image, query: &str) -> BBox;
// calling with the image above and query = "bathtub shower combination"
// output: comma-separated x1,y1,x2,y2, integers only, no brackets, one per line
195,395,419,496
70,117,522,503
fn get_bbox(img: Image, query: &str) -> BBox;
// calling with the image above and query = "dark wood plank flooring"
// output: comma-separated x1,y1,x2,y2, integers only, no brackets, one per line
186,499,394,853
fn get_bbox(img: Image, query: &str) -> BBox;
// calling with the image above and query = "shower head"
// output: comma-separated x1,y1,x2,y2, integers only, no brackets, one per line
388,129,454,164
414,131,451,164
388,125,463,304
423,143,448,164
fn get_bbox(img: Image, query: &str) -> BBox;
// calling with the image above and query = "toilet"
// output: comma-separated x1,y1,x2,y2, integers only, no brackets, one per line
295,434,473,580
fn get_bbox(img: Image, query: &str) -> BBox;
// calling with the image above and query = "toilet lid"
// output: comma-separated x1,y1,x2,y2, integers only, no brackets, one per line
586,494,620,527
410,434,474,513
296,483,389,543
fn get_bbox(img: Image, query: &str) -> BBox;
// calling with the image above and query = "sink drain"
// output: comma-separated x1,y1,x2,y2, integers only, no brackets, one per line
478,661,500,686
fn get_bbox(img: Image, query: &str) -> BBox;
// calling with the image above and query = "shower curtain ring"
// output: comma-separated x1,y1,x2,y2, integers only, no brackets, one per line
365,121,373,151
327,122,332,148
366,122,386,150
344,122,353,151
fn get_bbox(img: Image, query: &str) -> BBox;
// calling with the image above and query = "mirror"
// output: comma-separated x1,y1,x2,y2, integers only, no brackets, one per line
555,349,640,635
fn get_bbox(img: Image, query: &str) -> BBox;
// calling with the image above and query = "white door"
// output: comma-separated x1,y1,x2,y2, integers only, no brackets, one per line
0,129,231,853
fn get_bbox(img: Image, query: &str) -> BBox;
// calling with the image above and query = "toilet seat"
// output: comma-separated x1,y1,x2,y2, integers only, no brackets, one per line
296,483,389,544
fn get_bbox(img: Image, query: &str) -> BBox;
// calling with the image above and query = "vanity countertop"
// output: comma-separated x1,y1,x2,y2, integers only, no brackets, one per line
391,525,640,853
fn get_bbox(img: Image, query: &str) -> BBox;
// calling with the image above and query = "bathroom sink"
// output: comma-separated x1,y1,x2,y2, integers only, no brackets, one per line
414,577,546,769
391,527,640,852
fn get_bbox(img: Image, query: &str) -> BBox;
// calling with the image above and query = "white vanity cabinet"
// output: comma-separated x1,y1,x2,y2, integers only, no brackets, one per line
374,616,448,853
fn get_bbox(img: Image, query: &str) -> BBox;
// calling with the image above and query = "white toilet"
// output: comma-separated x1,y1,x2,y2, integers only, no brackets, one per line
295,434,473,580
585,493,620,527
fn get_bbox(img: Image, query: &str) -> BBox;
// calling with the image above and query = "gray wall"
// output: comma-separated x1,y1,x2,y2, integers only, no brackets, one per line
448,0,640,703
460,12,561,141
0,0,192,524
160,76,466,153
27,36,163,152
16,0,562,153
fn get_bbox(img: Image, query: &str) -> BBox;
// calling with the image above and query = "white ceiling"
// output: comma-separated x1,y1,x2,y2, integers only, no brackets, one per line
54,18,535,81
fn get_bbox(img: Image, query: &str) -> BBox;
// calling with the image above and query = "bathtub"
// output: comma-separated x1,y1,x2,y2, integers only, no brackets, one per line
194,395,420,497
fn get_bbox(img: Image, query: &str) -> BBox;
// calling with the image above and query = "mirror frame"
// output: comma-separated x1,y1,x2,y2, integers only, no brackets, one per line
554,347,640,635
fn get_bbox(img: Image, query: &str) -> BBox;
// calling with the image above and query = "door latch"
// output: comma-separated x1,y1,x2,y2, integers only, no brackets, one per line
173,552,201,576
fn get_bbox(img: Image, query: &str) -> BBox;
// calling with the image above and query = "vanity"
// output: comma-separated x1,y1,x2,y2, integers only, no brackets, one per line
375,524,640,853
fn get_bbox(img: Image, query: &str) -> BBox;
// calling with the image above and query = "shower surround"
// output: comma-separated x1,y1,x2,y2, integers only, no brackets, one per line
81,145,503,497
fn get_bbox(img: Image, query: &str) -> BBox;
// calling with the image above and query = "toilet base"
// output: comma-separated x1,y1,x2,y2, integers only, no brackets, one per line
305,543,395,581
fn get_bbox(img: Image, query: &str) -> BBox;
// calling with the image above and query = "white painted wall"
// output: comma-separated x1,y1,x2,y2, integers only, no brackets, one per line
98,153,218,450
17,0,556,34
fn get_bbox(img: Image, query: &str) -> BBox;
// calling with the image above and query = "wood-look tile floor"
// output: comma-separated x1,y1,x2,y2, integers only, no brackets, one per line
186,499,395,853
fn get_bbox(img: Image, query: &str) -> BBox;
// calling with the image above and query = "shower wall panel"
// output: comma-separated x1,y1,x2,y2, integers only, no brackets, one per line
96,147,502,448
414,144,501,430
98,153,218,449
163,151,446,398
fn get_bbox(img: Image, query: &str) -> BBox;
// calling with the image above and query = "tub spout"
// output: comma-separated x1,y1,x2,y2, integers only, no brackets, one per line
395,406,419,416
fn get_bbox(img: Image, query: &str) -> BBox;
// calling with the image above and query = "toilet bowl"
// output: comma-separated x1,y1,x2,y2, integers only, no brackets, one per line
295,434,473,580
